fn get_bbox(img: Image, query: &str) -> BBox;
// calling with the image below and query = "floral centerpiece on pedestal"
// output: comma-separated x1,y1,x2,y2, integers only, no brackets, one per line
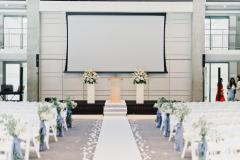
38,102,52,151
132,69,148,104
193,117,211,160
0,114,27,160
173,103,191,152
83,70,98,104
132,69,148,84
83,70,98,84
65,97,77,128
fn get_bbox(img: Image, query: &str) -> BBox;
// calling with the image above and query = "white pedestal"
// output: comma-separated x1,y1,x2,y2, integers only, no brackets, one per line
136,84,144,104
87,84,95,104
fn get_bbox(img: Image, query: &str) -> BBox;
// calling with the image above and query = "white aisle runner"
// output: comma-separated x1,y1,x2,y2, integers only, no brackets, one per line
93,103,142,160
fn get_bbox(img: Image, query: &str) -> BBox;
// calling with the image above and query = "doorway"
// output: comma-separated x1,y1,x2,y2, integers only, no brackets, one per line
204,62,229,102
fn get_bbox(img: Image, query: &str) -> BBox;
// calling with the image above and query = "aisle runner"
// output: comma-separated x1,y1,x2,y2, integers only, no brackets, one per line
93,104,142,160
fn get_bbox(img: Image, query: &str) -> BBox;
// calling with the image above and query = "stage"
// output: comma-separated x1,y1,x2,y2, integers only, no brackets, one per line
71,100,157,115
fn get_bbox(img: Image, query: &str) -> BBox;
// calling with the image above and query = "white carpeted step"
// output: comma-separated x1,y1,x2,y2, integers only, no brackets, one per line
103,100,127,116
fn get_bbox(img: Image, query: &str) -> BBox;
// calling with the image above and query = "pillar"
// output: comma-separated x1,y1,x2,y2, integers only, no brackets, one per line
192,0,206,101
27,0,40,101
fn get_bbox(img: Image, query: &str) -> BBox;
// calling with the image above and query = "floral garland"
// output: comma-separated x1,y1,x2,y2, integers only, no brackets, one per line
82,70,98,84
132,69,148,84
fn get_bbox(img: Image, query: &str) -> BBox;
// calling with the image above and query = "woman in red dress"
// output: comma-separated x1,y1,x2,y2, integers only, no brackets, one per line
216,78,225,102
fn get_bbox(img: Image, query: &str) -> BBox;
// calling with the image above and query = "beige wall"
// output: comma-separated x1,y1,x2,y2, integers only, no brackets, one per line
40,12,192,102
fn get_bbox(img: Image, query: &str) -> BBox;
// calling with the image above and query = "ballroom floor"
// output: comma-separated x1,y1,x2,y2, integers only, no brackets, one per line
30,115,191,160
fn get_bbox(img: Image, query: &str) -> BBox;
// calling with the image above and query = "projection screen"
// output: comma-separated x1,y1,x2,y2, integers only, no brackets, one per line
65,12,167,73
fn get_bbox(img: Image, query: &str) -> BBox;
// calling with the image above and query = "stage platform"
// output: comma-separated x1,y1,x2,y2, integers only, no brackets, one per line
71,100,157,115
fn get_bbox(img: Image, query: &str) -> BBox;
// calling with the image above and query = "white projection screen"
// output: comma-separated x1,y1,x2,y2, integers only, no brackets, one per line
65,12,167,73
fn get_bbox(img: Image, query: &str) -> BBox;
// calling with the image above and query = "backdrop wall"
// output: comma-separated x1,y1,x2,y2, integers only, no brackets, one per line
40,10,192,101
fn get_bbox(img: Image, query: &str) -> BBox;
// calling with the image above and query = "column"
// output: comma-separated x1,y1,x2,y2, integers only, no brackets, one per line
27,0,40,101
192,0,205,101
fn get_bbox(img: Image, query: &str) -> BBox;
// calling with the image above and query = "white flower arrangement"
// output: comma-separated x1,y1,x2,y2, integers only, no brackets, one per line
173,103,191,123
132,69,148,84
153,97,169,110
65,97,77,110
192,116,211,139
160,102,176,114
38,102,52,121
82,70,98,84
0,114,27,137
57,102,67,111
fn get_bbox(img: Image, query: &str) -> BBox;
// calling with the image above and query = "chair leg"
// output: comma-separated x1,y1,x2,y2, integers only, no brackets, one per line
24,138,30,160
181,140,189,159
32,137,40,158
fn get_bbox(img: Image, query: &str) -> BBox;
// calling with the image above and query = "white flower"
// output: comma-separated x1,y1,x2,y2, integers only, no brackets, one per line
173,103,191,122
82,70,98,84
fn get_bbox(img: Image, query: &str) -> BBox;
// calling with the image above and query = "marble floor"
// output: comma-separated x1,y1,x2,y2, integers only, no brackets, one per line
29,115,191,160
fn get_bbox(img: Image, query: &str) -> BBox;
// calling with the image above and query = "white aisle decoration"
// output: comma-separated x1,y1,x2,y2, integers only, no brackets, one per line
132,69,148,104
83,70,98,104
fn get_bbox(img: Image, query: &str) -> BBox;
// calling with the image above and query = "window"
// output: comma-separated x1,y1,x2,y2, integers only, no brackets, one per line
3,16,27,50
205,17,229,50
3,62,27,101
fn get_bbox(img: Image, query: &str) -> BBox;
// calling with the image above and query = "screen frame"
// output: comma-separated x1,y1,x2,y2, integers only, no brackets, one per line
65,12,168,74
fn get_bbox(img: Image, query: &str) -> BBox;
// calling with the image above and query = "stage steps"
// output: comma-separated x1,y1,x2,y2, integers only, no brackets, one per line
104,100,127,116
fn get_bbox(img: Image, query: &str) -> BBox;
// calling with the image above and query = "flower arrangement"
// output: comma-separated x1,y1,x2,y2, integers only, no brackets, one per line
65,97,77,128
160,102,176,114
0,114,26,160
65,97,77,110
48,97,66,137
38,102,52,121
193,117,211,140
82,70,98,84
49,97,67,113
173,103,191,123
132,69,148,84
0,114,27,137
153,97,169,110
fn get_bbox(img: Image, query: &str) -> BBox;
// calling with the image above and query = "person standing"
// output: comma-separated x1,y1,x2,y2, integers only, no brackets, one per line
235,75,240,101
227,77,236,101
215,78,225,102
